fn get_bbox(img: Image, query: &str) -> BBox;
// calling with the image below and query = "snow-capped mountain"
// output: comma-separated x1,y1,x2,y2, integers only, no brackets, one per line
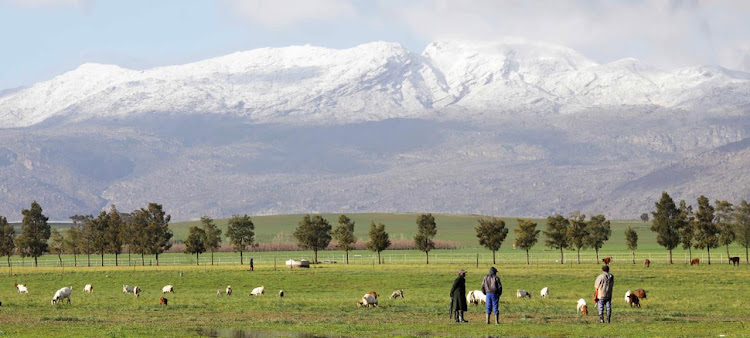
2,40,750,128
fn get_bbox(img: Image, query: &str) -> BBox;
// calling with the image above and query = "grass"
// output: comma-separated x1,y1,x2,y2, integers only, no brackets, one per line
0,262,748,337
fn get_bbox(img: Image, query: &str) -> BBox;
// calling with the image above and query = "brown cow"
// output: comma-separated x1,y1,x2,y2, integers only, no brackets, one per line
729,257,740,266
627,294,641,308
633,289,647,299
602,257,612,265
159,296,168,306
644,259,650,268
690,258,700,265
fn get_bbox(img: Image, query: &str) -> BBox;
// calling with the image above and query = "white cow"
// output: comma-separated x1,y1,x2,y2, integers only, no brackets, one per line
516,289,531,299
52,286,73,305
357,293,378,308
540,287,549,298
466,290,486,305
83,284,93,293
15,283,29,294
250,286,265,296
162,285,174,294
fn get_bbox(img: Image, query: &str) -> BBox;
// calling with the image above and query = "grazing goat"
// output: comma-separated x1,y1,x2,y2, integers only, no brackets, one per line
730,257,740,266
367,291,379,299
279,290,284,297
390,289,404,299
690,258,700,265
216,289,223,296
633,289,647,299
15,283,28,294
577,298,588,315
226,285,232,296
357,293,378,308
123,285,135,294
602,257,612,265
83,284,93,293
159,297,168,306
162,285,174,294
250,286,265,296
624,291,631,304
627,294,640,308
644,259,651,268
51,286,73,305
540,287,549,298
133,286,141,298
466,290,486,306
516,289,531,299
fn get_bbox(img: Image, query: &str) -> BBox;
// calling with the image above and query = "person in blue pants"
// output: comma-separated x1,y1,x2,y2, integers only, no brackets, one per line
481,266,502,324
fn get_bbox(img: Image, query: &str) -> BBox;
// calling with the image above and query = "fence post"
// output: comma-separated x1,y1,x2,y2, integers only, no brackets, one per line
476,253,478,268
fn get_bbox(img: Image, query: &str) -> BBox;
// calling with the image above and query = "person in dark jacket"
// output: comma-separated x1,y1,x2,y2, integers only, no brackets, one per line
450,269,468,323
481,266,502,324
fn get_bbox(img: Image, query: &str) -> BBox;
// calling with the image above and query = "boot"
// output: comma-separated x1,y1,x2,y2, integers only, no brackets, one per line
485,314,490,324
495,314,500,325
459,311,469,323
599,314,604,323
607,312,611,323
455,311,460,323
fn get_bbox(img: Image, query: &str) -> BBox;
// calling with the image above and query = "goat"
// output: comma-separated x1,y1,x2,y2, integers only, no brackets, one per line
390,289,404,299
357,293,378,308
690,258,700,265
51,286,73,305
627,294,640,308
83,284,93,293
624,290,631,304
633,289,647,299
644,259,651,267
217,289,223,296
516,289,531,299
279,290,284,297
123,285,134,294
540,287,549,298
602,257,612,265
133,286,141,298
730,257,740,266
159,296,168,306
466,290,486,306
14,283,28,294
226,285,232,296
577,298,588,315
162,285,174,294
250,286,265,296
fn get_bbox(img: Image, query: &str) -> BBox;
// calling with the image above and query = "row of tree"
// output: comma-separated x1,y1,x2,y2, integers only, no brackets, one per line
650,192,750,264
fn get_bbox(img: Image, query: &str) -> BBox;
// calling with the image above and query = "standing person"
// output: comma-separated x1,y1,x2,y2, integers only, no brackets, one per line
481,266,502,324
250,258,254,271
449,269,468,323
594,265,614,323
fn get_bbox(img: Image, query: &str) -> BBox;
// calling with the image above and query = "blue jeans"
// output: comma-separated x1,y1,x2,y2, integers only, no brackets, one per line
597,298,611,316
485,293,500,314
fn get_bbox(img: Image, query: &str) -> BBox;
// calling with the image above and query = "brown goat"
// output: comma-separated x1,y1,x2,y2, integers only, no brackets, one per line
627,294,641,308
633,289,647,299
690,258,700,266
602,257,612,265
159,296,168,306
644,259,650,267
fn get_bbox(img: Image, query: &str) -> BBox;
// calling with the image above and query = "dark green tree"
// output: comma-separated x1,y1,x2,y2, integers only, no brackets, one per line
106,205,124,266
63,225,82,267
544,214,570,264
677,200,695,261
586,214,612,262
184,226,207,265
733,200,750,264
49,228,65,266
650,192,682,264
640,213,649,223
514,218,540,265
715,200,735,260
129,211,149,265
226,214,255,264
15,201,51,267
475,217,509,264
567,212,589,264
89,211,109,267
625,226,638,264
0,216,16,269
137,203,172,266
693,195,718,264
414,213,437,264
294,214,331,264
201,216,222,266
332,215,357,264
365,221,390,264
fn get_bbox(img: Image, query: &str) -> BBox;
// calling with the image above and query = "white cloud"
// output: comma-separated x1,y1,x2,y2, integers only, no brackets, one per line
221,0,357,28
1,0,95,10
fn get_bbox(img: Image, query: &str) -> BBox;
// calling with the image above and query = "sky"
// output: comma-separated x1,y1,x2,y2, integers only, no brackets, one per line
1,0,749,91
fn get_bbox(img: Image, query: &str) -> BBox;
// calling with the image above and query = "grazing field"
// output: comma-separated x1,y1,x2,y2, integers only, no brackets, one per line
0,263,748,337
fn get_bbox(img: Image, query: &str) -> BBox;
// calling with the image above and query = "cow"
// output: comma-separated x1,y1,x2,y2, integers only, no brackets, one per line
602,257,612,265
729,257,740,266
644,259,651,268
691,258,700,266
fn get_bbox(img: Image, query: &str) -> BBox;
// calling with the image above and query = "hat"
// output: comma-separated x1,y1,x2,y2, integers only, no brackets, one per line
459,269,467,276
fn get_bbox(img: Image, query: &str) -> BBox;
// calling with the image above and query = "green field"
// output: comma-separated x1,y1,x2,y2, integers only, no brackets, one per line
0,263,748,337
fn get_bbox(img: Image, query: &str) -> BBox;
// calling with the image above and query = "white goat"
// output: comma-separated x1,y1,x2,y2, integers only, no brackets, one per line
466,290,486,305
162,285,174,294
516,289,531,299
250,286,265,296
357,293,378,308
577,298,588,315
52,286,73,305
540,287,549,298
15,283,29,294
83,284,93,293
134,286,141,298
279,290,285,297
123,285,134,294
226,285,232,296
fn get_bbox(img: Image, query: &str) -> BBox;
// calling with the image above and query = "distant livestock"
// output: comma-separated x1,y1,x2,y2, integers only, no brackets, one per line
577,298,588,315
51,286,73,305
633,289,647,299
357,293,378,308
602,257,612,265
516,289,531,299
134,286,141,298
466,290,486,306
279,290,284,297
644,259,650,268
624,291,631,304
83,284,93,293
367,291,379,299
123,285,140,298
390,289,404,299
250,286,265,296
730,257,740,266
226,286,232,296
162,285,174,294
15,283,28,294
159,297,168,306
540,287,549,298
285,259,310,268
627,294,640,308
691,258,700,265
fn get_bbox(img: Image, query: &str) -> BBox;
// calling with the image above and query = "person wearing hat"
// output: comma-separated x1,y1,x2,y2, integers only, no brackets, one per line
481,266,502,324
449,269,468,323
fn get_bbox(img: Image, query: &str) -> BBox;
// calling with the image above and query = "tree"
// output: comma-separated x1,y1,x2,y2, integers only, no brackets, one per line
106,205,124,266
693,195,718,265
184,226,207,265
640,213,649,223
129,211,149,266
365,221,390,264
625,226,638,264
475,217,509,264
294,214,331,264
332,215,357,264
201,216,222,266
586,214,611,262
136,203,172,266
226,214,255,265
414,214,437,264
715,200,735,260
544,214,570,264
89,211,109,267
514,218,540,265
49,228,65,266
567,212,589,264
733,200,750,264
63,226,82,267
71,215,94,266
677,200,695,262
650,192,682,264
15,201,51,267
0,216,16,269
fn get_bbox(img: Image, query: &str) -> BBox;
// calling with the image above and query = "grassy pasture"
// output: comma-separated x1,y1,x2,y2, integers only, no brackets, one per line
0,263,748,337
